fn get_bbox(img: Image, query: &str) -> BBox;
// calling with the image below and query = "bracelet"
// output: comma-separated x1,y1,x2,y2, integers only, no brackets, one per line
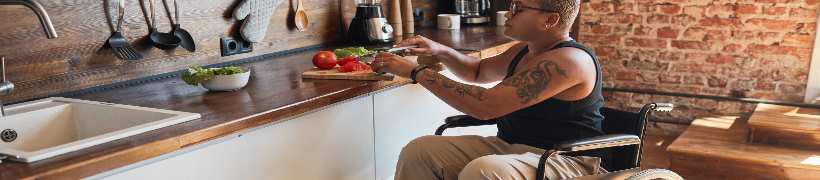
410,65,431,84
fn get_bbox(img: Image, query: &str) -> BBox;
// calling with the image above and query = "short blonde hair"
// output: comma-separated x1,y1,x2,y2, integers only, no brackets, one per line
540,0,580,29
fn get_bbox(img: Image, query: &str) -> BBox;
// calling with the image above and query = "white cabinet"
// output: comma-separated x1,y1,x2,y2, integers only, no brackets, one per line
372,71,498,180
98,96,376,180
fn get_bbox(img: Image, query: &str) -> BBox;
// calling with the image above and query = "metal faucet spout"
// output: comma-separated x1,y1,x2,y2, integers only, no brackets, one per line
0,0,58,39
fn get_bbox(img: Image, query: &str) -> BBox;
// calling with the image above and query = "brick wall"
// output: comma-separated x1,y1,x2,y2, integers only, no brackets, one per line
579,0,818,122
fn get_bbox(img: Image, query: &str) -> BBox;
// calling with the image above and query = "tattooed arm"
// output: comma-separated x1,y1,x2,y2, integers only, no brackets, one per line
415,56,591,120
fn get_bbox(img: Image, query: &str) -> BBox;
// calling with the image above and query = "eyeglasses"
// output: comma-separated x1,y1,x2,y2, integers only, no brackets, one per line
510,1,554,17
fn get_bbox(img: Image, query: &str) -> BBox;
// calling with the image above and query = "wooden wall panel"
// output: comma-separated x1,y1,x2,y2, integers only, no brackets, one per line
0,0,342,103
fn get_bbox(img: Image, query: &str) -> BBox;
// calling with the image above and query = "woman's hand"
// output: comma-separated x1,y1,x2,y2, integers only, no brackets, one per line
371,52,418,78
396,35,450,56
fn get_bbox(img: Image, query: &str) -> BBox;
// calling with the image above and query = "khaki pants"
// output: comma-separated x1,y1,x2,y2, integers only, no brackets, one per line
395,135,606,180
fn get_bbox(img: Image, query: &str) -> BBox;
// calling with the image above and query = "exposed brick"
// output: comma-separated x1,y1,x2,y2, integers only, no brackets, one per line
596,46,617,58
763,6,788,16
736,4,758,14
682,27,707,40
589,1,615,13
684,75,705,85
672,40,711,50
705,30,730,41
808,0,818,6
579,34,621,45
634,26,653,36
615,71,642,81
699,17,741,27
777,83,805,95
614,2,635,13
790,8,818,19
647,14,670,24
683,6,705,16
747,18,798,31
625,38,668,49
657,27,679,39
657,3,682,14
685,53,710,62
671,14,697,26
755,81,776,91
745,44,799,56
588,24,612,34
783,33,814,46
706,54,736,64
722,44,744,53
660,74,682,84
706,3,736,17
796,23,817,34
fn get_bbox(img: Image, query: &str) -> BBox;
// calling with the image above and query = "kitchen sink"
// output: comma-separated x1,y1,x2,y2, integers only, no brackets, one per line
0,97,200,163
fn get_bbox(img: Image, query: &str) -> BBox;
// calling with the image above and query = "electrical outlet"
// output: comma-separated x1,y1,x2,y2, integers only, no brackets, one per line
221,37,240,56
238,38,253,53
220,36,253,56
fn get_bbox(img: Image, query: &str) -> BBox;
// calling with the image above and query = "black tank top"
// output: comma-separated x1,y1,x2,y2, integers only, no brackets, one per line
497,40,605,150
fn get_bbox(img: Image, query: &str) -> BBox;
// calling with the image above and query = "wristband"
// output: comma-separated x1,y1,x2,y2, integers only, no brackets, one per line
410,65,431,84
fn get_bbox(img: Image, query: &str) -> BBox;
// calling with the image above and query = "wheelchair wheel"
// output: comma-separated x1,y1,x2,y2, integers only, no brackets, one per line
624,169,683,180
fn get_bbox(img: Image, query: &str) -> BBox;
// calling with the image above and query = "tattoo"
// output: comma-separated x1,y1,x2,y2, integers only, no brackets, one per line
419,71,487,101
500,60,567,104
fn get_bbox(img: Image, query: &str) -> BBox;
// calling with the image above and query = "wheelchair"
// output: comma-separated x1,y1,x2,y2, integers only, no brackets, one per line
434,103,684,180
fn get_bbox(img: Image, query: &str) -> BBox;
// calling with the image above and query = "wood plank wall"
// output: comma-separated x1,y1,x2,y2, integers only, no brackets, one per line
0,0,504,104
0,0,343,104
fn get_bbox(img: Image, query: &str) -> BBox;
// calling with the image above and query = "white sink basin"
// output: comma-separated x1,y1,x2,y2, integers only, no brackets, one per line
0,97,200,163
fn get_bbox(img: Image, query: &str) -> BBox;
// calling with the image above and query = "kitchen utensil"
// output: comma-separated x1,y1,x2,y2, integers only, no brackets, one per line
348,2,394,45
169,0,195,52
148,0,180,50
107,0,142,60
294,0,309,31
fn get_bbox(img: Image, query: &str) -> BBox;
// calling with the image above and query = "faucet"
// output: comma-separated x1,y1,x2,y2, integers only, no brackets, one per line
0,57,13,117
0,0,58,39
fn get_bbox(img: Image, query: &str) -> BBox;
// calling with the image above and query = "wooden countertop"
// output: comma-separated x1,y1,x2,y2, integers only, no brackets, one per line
0,26,515,179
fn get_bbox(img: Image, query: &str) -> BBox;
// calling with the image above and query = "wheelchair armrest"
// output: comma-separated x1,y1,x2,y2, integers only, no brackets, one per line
434,115,498,135
554,134,641,152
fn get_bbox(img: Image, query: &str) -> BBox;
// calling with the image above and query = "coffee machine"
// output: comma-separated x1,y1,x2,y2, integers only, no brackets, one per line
348,0,394,45
438,0,491,24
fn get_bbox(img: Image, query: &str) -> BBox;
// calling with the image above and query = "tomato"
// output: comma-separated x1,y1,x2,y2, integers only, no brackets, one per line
312,51,338,70
337,56,358,66
338,61,372,72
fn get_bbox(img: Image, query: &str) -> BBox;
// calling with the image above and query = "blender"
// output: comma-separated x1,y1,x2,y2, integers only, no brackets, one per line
348,0,394,45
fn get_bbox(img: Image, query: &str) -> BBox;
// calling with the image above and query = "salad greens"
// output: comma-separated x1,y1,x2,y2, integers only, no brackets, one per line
333,47,374,58
181,66,245,85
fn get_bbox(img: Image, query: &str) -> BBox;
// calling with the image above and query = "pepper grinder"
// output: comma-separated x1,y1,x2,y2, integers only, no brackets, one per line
388,0,403,37
401,0,414,34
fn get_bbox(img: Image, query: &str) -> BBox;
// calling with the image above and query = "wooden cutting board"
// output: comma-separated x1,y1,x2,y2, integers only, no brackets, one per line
302,68,394,81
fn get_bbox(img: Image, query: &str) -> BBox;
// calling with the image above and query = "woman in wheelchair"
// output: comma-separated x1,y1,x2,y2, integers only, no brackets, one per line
371,0,613,179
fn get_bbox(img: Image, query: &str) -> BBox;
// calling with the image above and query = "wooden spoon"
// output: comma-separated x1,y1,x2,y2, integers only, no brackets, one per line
294,0,309,31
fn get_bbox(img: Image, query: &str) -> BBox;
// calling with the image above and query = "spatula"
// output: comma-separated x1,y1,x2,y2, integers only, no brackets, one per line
107,0,142,60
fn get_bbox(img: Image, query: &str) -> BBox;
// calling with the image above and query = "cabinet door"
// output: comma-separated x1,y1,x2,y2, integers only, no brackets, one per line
373,71,499,180
99,96,376,180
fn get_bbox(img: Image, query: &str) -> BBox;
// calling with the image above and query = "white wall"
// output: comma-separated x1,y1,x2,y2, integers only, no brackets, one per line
807,16,820,103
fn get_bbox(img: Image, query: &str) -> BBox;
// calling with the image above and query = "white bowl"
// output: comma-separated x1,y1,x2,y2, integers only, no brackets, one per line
201,71,251,91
